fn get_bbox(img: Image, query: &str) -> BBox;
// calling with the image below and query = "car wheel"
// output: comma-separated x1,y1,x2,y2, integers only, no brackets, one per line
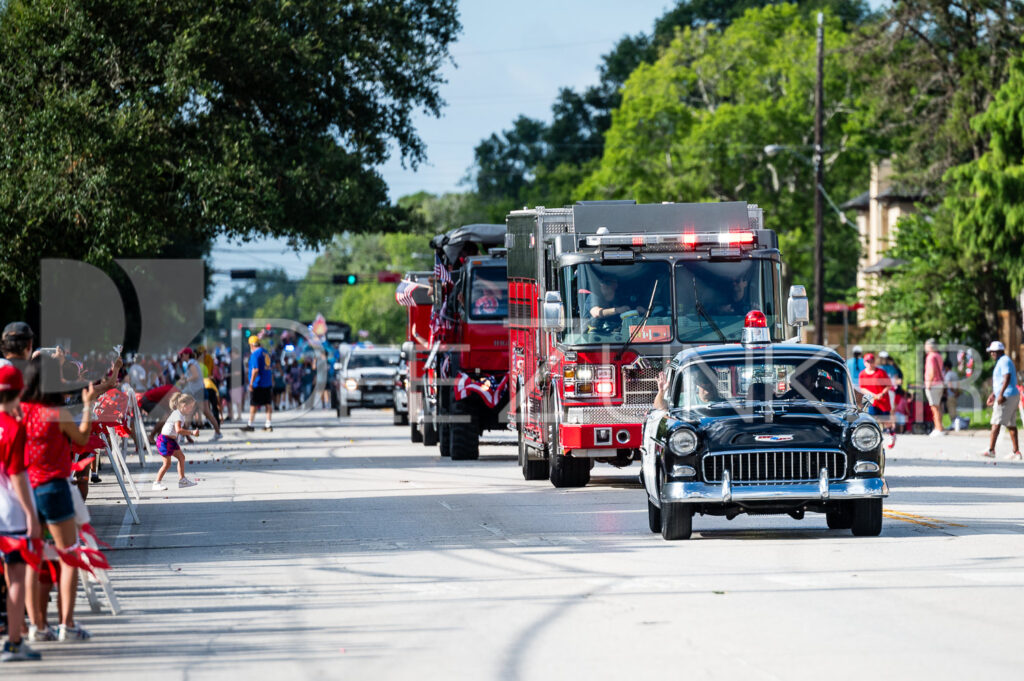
647,497,662,533
660,502,693,540
826,501,855,529
851,498,883,536
410,421,423,443
549,452,590,488
449,399,479,461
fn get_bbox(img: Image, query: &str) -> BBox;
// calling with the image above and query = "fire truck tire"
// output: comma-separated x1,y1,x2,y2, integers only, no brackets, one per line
449,400,479,461
549,453,590,488
660,502,693,540
423,409,438,446
410,421,423,443
438,421,452,457
519,435,549,481
647,498,661,533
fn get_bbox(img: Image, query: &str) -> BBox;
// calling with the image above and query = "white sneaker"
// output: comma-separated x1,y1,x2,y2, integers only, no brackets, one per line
928,429,944,437
151,481,168,491
27,625,57,642
178,477,197,488
57,624,91,642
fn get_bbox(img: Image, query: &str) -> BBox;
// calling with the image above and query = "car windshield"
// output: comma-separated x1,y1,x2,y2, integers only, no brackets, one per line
347,353,399,370
560,262,673,345
675,357,851,409
674,260,783,343
468,266,508,320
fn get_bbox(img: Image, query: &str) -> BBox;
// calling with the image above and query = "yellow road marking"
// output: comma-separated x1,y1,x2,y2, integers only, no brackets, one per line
884,509,967,529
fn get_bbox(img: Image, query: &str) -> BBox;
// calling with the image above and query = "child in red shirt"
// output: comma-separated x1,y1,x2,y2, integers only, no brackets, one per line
858,353,896,429
0,364,42,661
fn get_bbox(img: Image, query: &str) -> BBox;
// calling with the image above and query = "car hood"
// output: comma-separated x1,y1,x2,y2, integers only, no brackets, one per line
348,368,396,380
675,403,859,450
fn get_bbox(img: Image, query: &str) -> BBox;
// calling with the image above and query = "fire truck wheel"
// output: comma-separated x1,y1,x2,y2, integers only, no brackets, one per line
423,417,438,447
449,400,480,461
647,497,662,533
410,422,423,443
438,420,452,457
660,502,693,540
549,453,590,488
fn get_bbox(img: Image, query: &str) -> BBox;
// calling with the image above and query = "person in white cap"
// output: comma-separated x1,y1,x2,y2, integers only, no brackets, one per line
983,341,1021,459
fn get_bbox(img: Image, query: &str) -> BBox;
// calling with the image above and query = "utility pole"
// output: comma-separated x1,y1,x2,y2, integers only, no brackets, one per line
813,12,825,346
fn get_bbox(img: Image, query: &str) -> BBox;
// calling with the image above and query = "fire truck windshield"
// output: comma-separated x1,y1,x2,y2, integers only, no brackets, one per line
675,260,783,343
560,262,673,345
468,266,508,320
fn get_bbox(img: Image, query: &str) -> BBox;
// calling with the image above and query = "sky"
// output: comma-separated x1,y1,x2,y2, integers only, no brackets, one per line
209,0,672,302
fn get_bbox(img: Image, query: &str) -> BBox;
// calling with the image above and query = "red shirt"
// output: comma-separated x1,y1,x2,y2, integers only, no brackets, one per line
22,402,72,488
859,367,893,412
0,411,27,477
924,351,943,387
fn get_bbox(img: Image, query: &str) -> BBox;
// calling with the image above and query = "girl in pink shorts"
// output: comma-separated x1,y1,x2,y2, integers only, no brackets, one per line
153,393,198,491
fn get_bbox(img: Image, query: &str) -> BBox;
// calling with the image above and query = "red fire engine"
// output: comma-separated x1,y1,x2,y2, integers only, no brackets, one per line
507,200,790,487
423,224,510,459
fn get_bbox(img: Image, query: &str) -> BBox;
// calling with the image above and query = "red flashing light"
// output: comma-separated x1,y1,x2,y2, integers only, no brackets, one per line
744,310,768,328
632,236,644,246
681,233,698,248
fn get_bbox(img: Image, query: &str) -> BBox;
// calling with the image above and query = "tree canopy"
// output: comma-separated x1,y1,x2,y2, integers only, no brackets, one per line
0,0,460,314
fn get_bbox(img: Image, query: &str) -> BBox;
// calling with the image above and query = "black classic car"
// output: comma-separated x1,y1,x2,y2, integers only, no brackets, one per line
641,343,887,540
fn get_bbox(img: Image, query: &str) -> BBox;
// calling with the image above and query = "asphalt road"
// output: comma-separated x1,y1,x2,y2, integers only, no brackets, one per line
15,409,1024,680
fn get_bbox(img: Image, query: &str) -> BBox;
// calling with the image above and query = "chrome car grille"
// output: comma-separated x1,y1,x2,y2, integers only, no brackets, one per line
702,449,847,485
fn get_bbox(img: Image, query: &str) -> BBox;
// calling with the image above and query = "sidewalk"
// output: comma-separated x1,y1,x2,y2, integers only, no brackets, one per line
886,428,1023,465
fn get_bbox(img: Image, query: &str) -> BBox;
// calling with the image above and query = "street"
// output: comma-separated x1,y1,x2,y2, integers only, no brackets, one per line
19,409,1024,681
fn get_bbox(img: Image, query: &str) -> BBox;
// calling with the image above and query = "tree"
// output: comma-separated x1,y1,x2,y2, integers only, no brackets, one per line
851,1,1024,193
0,0,460,315
579,4,870,300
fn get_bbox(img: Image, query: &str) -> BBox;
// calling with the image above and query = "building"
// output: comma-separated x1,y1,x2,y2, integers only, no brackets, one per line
840,160,925,327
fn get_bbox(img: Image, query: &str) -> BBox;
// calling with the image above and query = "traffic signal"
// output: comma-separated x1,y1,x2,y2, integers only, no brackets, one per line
332,274,358,285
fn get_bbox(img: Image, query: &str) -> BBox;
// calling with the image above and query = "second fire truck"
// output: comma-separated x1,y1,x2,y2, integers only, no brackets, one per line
507,200,795,487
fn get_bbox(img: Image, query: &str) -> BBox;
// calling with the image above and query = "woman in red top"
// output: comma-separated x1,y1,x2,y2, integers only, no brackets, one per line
20,355,100,642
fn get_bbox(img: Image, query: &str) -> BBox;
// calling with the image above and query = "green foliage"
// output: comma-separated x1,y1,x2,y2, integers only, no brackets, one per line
0,0,459,314
945,54,1024,296
397,191,490,234
580,4,869,300
852,1,1024,193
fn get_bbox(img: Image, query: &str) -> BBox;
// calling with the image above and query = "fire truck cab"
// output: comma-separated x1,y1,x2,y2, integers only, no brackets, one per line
507,200,793,487
424,224,510,460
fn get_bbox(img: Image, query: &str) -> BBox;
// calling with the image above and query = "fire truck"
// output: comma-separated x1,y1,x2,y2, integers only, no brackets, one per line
507,200,791,487
395,270,433,441
423,224,510,460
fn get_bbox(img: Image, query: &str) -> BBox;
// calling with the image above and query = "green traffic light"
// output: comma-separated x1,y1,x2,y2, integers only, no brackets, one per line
346,274,358,285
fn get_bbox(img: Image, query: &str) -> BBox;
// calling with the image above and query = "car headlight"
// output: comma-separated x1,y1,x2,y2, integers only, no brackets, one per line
345,378,359,391
668,429,698,456
851,424,881,451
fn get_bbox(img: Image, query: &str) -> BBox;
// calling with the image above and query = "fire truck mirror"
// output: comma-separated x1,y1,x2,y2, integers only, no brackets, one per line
542,291,565,332
787,285,809,327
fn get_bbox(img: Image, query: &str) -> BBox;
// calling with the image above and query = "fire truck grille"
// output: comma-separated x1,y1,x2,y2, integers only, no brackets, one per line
702,449,848,485
621,363,663,406
564,406,652,425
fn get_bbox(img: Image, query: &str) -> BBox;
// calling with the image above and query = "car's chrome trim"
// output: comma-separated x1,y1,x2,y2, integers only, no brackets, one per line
660,476,887,504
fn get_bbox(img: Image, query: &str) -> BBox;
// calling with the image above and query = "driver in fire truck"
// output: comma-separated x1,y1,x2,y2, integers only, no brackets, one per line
585,274,647,332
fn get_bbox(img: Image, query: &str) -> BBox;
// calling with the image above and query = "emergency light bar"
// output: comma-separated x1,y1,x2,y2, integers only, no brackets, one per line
584,231,757,249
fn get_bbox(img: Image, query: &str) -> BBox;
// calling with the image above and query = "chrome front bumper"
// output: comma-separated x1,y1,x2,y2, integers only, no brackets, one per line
661,470,887,505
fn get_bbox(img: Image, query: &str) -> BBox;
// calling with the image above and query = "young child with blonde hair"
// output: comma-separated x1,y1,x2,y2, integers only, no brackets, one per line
152,393,198,491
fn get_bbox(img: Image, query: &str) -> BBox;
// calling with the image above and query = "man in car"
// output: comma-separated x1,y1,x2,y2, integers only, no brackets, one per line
586,276,645,327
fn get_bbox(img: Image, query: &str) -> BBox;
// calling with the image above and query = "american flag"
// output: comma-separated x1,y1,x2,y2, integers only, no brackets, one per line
395,280,415,306
434,254,452,285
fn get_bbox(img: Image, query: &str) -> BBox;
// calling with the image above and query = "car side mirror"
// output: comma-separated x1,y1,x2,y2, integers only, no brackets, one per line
787,285,809,327
542,291,565,332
